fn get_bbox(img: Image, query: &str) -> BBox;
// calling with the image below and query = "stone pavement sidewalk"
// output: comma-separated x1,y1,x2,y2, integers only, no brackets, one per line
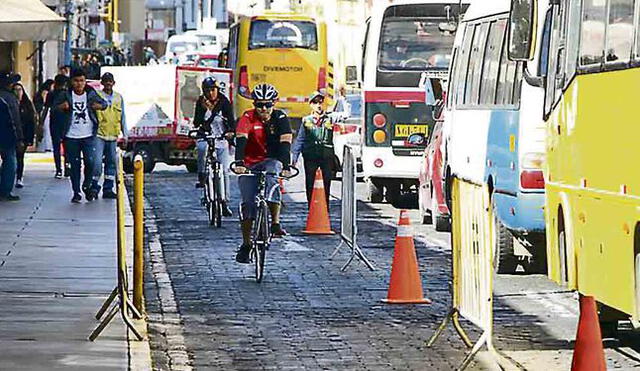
0,153,150,370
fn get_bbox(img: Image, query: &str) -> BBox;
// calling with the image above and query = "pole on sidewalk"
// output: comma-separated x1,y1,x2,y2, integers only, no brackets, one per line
89,152,143,342
133,155,144,314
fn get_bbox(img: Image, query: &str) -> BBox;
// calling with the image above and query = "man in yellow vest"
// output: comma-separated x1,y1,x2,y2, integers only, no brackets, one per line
94,72,127,199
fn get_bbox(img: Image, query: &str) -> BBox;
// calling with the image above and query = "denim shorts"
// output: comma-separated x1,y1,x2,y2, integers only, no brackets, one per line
238,159,282,220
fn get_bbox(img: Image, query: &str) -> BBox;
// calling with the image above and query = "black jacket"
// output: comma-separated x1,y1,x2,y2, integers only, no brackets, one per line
193,94,235,133
0,88,23,142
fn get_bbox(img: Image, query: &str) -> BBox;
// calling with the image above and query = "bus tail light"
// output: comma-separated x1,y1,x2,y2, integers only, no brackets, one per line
373,129,386,144
374,158,384,168
521,152,545,170
373,113,386,128
521,170,545,189
318,67,327,90
239,65,251,99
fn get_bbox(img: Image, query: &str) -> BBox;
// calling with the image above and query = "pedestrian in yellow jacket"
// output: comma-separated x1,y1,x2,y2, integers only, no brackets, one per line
94,72,128,199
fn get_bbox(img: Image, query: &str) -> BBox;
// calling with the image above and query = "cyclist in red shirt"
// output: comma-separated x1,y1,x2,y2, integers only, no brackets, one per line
231,83,292,264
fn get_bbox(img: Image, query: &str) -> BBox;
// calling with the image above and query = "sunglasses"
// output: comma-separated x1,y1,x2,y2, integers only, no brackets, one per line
254,102,274,109
310,99,324,104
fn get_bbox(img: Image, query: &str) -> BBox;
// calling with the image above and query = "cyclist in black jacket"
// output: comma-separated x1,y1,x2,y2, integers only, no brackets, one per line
193,76,235,216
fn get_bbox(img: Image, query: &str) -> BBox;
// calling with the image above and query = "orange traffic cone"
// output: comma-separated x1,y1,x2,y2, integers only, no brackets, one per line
571,295,606,371
382,210,431,304
279,178,286,194
303,169,335,235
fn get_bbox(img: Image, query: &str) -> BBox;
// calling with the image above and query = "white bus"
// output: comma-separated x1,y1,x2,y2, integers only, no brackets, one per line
441,0,549,273
360,0,469,203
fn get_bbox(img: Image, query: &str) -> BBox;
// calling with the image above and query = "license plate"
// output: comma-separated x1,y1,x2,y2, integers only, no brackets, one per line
394,124,428,138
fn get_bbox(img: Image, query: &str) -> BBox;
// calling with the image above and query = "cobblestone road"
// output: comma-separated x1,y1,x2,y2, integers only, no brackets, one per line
137,167,640,370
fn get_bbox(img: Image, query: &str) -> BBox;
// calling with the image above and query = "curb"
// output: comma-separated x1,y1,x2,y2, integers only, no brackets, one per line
123,185,153,370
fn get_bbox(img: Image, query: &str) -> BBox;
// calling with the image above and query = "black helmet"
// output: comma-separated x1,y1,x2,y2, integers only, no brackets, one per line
201,76,218,91
251,83,278,101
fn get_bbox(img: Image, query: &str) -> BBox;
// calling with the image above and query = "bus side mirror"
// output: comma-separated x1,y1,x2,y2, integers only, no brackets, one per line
345,66,358,84
508,0,537,61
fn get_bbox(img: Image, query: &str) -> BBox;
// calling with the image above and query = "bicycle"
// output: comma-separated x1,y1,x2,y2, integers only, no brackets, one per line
231,162,299,282
189,130,229,228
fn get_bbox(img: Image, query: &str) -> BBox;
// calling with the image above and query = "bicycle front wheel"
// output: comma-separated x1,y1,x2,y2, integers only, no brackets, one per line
253,202,269,283
212,168,223,228
206,168,216,226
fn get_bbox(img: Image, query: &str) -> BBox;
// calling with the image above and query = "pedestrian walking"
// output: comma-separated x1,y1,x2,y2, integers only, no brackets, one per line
291,91,342,209
34,79,54,152
12,83,37,189
0,72,23,201
52,68,108,203
47,74,70,178
94,72,128,199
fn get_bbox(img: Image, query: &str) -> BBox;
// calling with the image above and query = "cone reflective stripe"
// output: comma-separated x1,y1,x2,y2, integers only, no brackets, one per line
303,169,335,235
571,295,606,371
382,210,431,304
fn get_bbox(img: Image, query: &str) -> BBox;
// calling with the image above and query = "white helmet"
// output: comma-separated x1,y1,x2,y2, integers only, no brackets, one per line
251,83,279,101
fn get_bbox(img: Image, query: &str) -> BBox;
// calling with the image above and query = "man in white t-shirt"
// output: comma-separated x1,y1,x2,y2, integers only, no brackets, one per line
53,69,108,203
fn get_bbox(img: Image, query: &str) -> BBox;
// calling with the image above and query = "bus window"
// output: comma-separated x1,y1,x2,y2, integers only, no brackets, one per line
606,0,635,63
249,20,318,50
455,24,475,105
480,20,506,105
579,0,606,66
496,34,519,106
466,23,489,106
377,12,458,71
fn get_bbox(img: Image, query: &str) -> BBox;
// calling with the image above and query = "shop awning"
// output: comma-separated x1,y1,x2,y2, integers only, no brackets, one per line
0,0,65,41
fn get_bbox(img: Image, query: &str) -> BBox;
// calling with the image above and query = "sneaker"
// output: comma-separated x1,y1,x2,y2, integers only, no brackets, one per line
71,193,82,203
222,202,233,217
103,190,117,199
54,171,63,179
0,194,20,201
271,223,288,238
85,189,97,202
15,179,23,188
235,243,252,264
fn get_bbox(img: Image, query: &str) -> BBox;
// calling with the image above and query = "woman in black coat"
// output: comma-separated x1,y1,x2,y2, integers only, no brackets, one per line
13,83,37,188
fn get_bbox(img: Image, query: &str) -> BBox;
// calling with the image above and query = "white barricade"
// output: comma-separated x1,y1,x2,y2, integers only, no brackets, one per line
427,178,513,370
330,145,375,271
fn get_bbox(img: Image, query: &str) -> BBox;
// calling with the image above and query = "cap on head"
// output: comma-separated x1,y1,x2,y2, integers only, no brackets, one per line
101,72,115,82
0,72,21,87
309,90,325,103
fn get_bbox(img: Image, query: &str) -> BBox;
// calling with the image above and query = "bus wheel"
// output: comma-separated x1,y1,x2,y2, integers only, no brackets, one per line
368,179,383,203
598,303,622,339
493,207,518,274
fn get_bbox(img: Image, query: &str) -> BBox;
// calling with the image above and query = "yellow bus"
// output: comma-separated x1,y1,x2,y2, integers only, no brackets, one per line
226,12,330,121
508,0,640,333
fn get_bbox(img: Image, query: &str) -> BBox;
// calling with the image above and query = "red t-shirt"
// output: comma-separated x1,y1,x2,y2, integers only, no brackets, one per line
235,109,291,167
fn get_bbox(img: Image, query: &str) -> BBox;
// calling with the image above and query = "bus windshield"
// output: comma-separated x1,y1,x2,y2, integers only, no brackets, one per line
378,17,456,71
249,20,318,50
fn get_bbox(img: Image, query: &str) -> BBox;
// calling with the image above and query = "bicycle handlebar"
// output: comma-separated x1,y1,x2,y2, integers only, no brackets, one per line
230,162,300,179
188,129,232,141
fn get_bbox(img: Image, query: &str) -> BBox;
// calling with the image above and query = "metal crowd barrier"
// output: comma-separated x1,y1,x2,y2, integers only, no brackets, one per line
330,145,375,271
427,178,517,370
89,152,144,341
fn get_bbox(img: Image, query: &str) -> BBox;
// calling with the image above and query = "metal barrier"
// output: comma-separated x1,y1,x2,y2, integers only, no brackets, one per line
330,145,375,271
89,152,143,341
427,178,509,370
